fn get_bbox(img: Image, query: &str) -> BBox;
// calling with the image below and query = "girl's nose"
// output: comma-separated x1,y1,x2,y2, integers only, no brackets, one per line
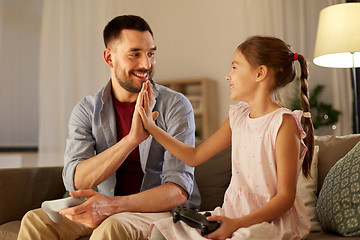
226,75,231,81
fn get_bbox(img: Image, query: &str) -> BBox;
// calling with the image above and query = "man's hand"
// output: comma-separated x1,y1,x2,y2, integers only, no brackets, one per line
128,86,150,144
138,80,159,131
59,189,117,229
128,81,158,144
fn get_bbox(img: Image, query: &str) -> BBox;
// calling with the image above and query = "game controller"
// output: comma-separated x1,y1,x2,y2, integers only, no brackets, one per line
172,205,220,236
41,197,84,223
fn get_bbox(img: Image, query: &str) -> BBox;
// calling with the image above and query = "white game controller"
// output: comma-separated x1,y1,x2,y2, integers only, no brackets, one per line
41,197,84,223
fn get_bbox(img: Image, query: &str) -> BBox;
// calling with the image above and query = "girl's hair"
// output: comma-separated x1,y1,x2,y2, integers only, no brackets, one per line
238,36,314,178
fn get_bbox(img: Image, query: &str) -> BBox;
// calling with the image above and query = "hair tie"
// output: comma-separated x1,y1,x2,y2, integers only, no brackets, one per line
303,112,311,118
293,53,299,61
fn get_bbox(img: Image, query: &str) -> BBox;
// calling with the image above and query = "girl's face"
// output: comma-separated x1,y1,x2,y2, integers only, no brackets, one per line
226,50,259,101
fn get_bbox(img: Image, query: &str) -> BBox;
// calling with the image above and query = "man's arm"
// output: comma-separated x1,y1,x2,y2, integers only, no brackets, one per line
63,88,150,191
61,182,187,228
75,92,151,190
73,134,140,190
114,182,188,212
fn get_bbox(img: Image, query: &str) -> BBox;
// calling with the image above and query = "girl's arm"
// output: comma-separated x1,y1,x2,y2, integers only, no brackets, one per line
206,114,300,239
138,80,231,167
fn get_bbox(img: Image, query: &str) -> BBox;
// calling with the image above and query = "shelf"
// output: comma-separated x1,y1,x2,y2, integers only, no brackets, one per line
157,77,218,143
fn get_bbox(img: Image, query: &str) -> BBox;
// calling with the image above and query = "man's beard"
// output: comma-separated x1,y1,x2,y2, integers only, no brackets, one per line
115,70,153,93
119,78,141,93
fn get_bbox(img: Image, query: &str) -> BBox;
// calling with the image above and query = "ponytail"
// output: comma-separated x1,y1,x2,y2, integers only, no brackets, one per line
297,54,314,178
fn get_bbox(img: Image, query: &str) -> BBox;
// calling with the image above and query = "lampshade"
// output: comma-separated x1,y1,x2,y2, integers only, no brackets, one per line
313,3,360,68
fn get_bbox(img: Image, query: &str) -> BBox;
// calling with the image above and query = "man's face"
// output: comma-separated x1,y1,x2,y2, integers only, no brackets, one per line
109,29,156,93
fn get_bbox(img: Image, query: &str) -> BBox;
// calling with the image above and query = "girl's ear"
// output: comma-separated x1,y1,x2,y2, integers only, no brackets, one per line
255,65,268,82
103,48,113,68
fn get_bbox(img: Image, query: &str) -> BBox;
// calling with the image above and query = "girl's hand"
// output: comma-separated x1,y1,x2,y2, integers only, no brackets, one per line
204,215,239,240
128,83,152,144
138,80,159,131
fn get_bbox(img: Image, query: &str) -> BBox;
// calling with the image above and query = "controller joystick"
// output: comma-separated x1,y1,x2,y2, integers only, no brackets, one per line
172,205,220,236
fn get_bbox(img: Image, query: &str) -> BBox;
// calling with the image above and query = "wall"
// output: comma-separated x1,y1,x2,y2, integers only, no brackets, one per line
0,0,349,157
0,0,43,147
109,0,348,134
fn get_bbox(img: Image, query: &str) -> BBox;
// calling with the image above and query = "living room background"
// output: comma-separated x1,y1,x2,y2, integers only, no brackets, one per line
0,0,352,166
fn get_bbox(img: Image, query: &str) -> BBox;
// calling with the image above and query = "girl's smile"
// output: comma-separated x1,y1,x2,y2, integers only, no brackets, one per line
226,51,259,101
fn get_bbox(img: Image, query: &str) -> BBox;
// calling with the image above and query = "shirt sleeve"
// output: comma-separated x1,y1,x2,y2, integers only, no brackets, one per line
62,97,96,192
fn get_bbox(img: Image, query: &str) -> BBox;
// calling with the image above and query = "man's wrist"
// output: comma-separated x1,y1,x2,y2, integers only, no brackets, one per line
111,195,130,213
123,134,141,149
100,196,126,216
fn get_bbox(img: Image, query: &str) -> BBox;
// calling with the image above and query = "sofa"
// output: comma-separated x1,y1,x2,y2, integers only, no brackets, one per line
1,134,360,240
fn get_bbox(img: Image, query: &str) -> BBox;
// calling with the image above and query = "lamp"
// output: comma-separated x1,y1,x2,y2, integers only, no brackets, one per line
313,2,360,133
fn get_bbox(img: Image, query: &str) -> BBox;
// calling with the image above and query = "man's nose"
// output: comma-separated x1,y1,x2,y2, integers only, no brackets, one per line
139,54,151,69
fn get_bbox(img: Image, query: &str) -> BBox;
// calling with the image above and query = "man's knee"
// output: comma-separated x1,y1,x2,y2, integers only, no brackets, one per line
21,208,48,226
18,209,50,240
91,214,132,240
19,208,92,240
91,212,150,240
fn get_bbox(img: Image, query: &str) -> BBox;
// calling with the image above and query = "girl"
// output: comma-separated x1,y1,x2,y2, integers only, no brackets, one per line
138,36,314,240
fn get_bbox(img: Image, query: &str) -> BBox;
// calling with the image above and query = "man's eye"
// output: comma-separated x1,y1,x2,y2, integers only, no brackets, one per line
129,53,140,57
148,52,155,57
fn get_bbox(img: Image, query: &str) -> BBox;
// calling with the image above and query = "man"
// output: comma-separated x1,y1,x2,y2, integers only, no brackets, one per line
18,15,200,239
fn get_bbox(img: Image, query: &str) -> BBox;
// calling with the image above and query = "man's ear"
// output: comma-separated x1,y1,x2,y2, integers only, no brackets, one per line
256,65,268,82
103,48,113,68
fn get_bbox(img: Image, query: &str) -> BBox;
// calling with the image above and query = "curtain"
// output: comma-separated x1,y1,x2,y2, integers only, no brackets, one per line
38,0,350,166
38,0,123,166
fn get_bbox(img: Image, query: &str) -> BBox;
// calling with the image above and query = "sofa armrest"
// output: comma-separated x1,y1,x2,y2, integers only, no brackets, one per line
0,167,65,225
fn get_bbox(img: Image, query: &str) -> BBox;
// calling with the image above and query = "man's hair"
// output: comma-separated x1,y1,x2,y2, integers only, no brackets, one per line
103,15,153,47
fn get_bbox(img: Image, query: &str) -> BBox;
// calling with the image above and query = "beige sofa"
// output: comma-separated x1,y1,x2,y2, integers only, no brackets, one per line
1,134,360,240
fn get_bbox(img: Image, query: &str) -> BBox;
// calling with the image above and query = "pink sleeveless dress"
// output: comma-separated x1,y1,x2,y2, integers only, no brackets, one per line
152,102,311,240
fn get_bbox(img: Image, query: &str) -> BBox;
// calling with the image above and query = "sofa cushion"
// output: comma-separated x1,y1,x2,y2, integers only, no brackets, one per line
0,221,20,240
316,140,360,237
0,220,91,240
195,146,232,211
306,231,360,239
315,134,360,193
0,167,65,225
297,145,321,232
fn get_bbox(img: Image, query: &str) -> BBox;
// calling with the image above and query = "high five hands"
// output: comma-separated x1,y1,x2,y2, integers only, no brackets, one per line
128,80,159,144
137,80,159,132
